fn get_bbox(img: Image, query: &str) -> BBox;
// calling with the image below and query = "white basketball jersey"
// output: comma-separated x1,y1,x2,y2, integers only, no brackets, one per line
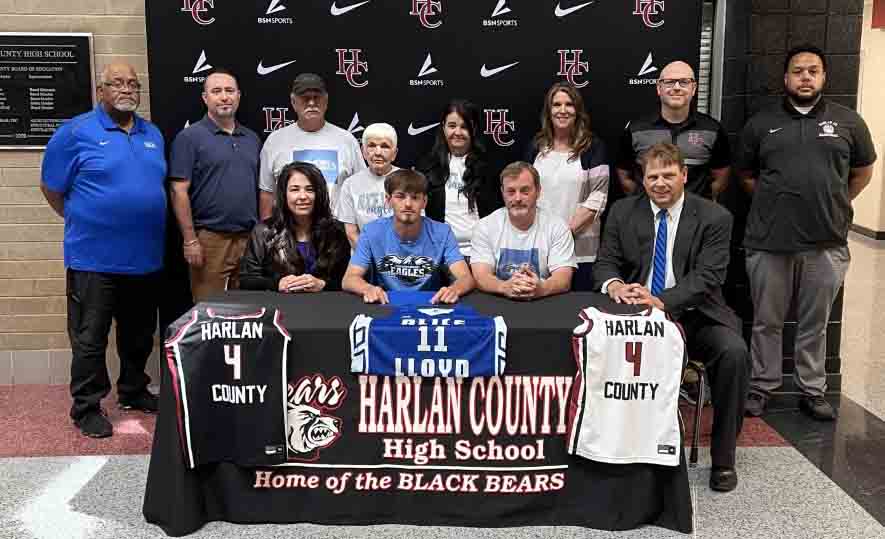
567,306,685,466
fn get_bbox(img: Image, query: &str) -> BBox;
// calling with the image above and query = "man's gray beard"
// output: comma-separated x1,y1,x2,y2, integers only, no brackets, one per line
114,101,137,112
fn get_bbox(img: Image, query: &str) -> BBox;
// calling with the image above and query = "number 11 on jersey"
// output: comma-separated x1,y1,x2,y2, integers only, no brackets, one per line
417,325,448,352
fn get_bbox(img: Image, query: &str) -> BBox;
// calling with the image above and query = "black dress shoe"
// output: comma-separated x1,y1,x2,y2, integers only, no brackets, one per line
710,467,738,492
799,395,837,421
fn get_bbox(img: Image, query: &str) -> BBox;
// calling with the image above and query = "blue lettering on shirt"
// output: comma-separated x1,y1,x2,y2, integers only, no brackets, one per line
293,149,339,185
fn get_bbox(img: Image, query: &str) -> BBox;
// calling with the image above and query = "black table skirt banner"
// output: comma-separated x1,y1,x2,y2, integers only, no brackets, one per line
143,292,692,536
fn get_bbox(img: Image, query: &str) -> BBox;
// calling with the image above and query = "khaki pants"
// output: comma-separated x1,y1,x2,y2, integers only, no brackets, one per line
189,229,249,303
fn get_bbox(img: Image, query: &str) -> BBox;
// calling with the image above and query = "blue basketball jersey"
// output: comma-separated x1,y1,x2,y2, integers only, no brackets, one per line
350,305,507,378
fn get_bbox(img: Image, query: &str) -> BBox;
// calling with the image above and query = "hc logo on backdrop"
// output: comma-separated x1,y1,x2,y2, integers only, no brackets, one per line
411,0,443,29
634,0,665,28
557,49,590,89
335,49,369,88
180,0,215,25
148,1,700,169
484,109,516,148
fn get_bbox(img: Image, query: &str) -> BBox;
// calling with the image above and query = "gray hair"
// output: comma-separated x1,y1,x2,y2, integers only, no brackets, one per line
362,122,398,148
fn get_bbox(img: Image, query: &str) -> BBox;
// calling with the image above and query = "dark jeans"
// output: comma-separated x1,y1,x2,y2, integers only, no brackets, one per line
680,310,750,469
571,262,594,292
67,269,159,420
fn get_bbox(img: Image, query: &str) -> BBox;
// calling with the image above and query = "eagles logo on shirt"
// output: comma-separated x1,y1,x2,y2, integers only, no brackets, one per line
377,255,437,283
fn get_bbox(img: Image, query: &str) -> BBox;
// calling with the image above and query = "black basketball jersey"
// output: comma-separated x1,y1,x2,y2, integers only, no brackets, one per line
165,306,290,469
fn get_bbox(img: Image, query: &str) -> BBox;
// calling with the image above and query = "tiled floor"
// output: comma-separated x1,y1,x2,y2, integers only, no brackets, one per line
1,233,884,538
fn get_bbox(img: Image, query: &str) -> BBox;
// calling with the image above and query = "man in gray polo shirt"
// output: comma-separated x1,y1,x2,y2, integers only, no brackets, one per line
737,45,876,420
169,68,262,302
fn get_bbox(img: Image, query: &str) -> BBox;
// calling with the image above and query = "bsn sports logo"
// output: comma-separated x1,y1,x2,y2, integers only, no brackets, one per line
484,109,516,147
557,49,589,88
285,374,345,461
336,48,368,88
629,52,658,85
410,53,444,87
410,0,442,29
263,106,293,133
181,0,215,25
258,0,294,23
183,50,212,83
633,0,664,28
347,112,365,135
483,0,517,26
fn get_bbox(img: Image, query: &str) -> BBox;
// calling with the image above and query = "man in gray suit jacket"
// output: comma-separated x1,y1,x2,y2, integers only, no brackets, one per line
594,142,748,492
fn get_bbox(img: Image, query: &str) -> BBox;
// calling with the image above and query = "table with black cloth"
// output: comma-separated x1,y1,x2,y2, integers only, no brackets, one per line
143,291,692,537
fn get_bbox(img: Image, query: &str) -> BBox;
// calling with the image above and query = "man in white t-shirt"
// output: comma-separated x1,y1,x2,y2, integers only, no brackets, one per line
258,73,365,218
335,122,399,248
471,161,576,300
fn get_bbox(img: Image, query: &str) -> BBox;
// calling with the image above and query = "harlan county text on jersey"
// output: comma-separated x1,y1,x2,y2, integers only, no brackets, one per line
200,320,268,405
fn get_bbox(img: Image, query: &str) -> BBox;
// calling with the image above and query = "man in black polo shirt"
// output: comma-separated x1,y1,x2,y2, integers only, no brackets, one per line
737,45,876,420
617,61,731,201
169,68,262,302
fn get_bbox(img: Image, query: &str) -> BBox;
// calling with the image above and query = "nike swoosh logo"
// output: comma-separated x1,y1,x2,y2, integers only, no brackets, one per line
768,128,783,134
99,141,110,146
480,61,519,78
407,122,440,136
330,0,370,16
257,59,296,76
554,1,595,17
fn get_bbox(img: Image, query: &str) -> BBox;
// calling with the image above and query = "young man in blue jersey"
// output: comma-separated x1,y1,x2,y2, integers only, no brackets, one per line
342,169,475,304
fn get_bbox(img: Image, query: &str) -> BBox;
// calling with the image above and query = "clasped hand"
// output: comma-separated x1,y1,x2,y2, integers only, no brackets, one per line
608,282,664,310
278,274,325,294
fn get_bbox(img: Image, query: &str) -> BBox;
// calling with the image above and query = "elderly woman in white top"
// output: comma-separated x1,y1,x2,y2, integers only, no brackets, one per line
335,122,399,248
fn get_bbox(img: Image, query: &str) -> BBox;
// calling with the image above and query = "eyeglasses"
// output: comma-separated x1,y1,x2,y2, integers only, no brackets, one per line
658,78,695,89
102,79,142,91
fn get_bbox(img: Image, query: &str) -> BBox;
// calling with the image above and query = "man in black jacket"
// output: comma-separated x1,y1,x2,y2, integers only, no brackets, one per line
594,142,748,492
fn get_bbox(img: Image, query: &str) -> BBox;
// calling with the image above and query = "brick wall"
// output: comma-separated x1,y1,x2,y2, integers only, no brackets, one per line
0,0,157,384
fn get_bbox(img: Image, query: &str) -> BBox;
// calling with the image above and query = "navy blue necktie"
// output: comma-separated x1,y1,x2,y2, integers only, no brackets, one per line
651,209,668,296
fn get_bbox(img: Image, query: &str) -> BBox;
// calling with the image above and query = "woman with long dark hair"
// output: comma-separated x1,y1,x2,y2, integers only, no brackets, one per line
239,162,350,292
416,99,502,258
525,81,609,291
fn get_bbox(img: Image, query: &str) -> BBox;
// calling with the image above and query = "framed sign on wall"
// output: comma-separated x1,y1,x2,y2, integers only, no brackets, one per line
0,32,94,149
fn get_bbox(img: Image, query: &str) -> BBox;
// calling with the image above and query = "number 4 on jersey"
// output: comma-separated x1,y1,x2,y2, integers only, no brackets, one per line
224,344,242,380
625,342,642,376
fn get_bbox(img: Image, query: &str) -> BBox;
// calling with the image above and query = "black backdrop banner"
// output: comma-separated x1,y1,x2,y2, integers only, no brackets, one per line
146,0,701,169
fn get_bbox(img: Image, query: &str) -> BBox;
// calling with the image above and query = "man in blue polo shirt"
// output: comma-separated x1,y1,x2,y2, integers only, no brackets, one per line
169,68,262,302
342,169,475,304
41,62,167,438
